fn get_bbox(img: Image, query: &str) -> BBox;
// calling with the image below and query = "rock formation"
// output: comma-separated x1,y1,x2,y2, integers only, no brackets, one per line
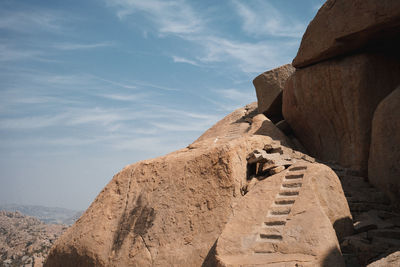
292,0,400,68
283,53,400,172
283,0,400,174
0,211,67,267
215,163,352,267
368,86,400,207
45,104,295,267
252,64,295,123
45,0,400,266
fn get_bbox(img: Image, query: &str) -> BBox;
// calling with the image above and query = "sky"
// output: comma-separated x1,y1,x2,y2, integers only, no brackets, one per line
0,0,324,210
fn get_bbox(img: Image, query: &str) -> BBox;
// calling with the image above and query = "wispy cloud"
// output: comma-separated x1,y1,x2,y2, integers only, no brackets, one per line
0,9,63,33
97,93,145,101
105,0,299,74
105,0,203,35
0,44,44,62
232,0,306,38
52,42,115,50
195,36,297,73
172,55,199,66
216,88,255,103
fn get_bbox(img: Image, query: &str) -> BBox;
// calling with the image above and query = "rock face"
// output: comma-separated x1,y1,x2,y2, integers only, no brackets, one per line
252,64,295,122
283,53,400,172
44,104,292,267
368,87,400,207
293,0,400,68
214,163,352,266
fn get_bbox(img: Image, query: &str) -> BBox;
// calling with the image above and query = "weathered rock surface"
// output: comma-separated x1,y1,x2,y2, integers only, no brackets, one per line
214,162,352,266
327,163,400,266
293,0,400,68
368,251,400,267
253,64,295,122
44,104,292,267
368,87,400,207
283,53,400,172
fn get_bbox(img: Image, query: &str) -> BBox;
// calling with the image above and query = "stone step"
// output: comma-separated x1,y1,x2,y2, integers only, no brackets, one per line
269,207,291,216
278,191,299,196
259,233,283,241
285,174,304,180
367,229,400,240
288,166,307,172
349,203,392,213
346,193,391,204
264,220,286,227
282,182,302,188
275,199,295,205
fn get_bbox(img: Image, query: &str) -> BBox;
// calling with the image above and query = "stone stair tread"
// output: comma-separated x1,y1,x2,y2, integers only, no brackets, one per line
367,229,400,240
215,253,316,266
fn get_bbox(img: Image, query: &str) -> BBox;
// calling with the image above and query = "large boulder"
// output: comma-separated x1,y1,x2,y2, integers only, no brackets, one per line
44,104,292,267
214,162,352,266
252,64,295,123
368,87,400,207
283,53,400,172
293,0,400,68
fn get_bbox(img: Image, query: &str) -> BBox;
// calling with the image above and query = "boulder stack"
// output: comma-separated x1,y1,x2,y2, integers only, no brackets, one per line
282,0,400,177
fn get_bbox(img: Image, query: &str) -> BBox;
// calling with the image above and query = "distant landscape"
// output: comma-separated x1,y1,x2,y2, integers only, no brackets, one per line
0,204,83,267
0,203,83,225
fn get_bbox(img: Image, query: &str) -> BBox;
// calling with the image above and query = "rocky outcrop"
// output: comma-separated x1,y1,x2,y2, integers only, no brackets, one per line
293,0,400,68
44,104,293,267
368,87,400,207
283,53,400,172
214,163,352,266
252,64,295,123
0,211,67,267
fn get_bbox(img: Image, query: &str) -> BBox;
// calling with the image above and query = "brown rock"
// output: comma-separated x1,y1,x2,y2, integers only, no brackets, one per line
214,163,352,266
269,165,285,175
253,64,295,122
368,251,400,267
293,0,400,68
283,53,400,172
44,104,293,267
368,87,400,207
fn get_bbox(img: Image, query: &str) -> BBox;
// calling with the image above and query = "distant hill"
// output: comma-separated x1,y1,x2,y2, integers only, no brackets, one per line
0,210,67,266
0,203,83,225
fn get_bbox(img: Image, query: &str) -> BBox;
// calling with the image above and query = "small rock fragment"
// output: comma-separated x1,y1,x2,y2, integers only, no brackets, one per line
269,166,285,175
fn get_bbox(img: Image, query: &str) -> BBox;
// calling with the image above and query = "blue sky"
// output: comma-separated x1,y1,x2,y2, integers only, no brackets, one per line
0,0,324,210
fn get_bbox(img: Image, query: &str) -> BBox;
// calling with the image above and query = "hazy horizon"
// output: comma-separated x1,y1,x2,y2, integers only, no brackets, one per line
0,0,324,210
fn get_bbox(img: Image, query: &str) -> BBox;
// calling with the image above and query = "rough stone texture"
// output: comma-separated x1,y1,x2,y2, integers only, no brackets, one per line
367,251,400,267
44,104,292,267
0,211,67,267
252,64,295,122
293,0,400,68
368,87,400,207
214,163,353,266
283,53,400,172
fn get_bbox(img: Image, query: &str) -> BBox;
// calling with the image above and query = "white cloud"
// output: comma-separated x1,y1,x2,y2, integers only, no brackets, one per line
0,114,68,130
53,42,115,50
0,9,62,33
172,56,199,66
105,0,300,74
0,44,43,62
98,93,144,101
105,0,203,35
216,88,255,103
195,36,297,73
232,0,306,38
